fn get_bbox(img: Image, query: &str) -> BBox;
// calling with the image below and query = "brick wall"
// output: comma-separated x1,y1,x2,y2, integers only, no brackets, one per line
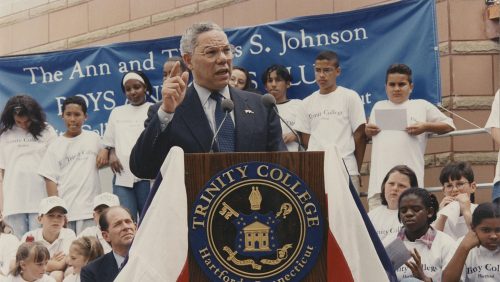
0,0,498,204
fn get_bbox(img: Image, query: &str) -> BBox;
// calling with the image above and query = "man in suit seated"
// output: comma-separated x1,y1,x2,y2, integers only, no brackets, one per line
130,21,286,179
80,206,136,282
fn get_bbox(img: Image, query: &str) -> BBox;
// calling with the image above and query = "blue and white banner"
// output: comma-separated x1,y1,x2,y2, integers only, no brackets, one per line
0,0,439,135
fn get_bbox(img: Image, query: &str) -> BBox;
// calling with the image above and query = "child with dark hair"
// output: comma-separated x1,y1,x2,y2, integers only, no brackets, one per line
369,165,418,240
434,162,477,240
262,64,302,151
0,94,57,237
230,66,252,90
383,188,455,282
6,242,54,282
98,71,153,222
38,96,104,235
442,202,499,281
294,50,367,192
366,64,455,211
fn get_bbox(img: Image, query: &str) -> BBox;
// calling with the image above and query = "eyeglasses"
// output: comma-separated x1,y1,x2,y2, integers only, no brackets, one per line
443,181,470,190
195,44,235,59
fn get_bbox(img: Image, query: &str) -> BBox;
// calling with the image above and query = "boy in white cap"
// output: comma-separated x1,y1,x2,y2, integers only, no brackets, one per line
78,192,120,253
21,196,76,282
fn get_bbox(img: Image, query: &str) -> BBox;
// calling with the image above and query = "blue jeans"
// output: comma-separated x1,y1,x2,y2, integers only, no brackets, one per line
67,218,95,235
5,213,40,239
113,179,151,222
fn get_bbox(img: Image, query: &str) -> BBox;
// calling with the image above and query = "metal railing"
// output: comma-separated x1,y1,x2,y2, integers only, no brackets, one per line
359,128,495,197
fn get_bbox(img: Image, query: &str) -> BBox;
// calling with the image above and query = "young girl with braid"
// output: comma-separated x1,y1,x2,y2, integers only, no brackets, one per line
383,188,455,281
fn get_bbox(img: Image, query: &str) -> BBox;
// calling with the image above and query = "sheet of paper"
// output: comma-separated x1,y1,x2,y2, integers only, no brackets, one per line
375,108,407,131
385,238,412,270
115,169,135,188
438,200,460,224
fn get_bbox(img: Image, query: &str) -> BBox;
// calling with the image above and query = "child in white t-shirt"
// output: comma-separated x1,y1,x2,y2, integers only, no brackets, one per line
366,64,455,210
442,202,499,282
5,242,55,282
383,188,455,282
21,197,76,282
77,193,120,254
294,51,366,192
434,162,477,240
262,64,303,151
368,165,418,241
39,96,105,235
97,71,152,222
0,95,57,238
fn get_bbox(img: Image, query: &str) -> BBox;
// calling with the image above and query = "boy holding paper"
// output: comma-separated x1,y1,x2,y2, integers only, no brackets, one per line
365,64,455,210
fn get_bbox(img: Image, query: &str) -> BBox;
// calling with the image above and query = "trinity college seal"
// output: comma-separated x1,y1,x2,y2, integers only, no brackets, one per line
189,162,324,282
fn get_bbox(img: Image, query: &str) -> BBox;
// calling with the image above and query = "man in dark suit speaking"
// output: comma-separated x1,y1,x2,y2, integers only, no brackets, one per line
81,206,136,282
130,22,286,179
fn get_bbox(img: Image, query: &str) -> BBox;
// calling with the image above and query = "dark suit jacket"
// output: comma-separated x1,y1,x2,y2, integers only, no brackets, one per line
80,252,119,282
130,86,287,179
144,102,161,128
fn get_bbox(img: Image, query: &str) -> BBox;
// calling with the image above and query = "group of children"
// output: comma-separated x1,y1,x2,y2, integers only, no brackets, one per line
368,161,499,281
0,192,119,282
0,48,498,281
0,68,154,239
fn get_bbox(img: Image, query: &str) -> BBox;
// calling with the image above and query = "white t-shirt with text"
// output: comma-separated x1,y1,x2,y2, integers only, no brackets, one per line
368,99,455,198
368,205,402,241
38,131,102,221
0,125,57,216
383,229,455,282
456,237,500,282
102,102,152,187
294,86,366,175
276,99,302,152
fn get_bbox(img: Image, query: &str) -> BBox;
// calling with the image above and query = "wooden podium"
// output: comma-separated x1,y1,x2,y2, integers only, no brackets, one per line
184,151,327,281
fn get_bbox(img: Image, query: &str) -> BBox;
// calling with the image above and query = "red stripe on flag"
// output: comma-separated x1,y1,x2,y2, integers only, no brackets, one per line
327,229,354,282
176,258,189,282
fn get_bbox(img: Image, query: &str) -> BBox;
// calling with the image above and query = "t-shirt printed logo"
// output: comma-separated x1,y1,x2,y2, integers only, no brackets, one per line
377,226,402,237
398,263,438,278
57,150,96,169
308,109,344,120
5,136,38,147
466,264,499,279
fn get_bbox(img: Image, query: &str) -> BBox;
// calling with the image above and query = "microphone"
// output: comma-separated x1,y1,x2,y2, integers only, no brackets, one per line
210,98,234,152
261,94,305,151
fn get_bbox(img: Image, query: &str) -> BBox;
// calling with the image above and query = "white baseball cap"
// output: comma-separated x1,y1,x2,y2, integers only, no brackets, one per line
39,196,68,216
93,192,120,210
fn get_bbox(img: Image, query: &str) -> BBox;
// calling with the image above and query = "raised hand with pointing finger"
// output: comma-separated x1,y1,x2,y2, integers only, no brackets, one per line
161,61,190,114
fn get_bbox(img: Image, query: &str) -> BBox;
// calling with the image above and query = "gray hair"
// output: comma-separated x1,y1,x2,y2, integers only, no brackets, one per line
179,22,224,55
